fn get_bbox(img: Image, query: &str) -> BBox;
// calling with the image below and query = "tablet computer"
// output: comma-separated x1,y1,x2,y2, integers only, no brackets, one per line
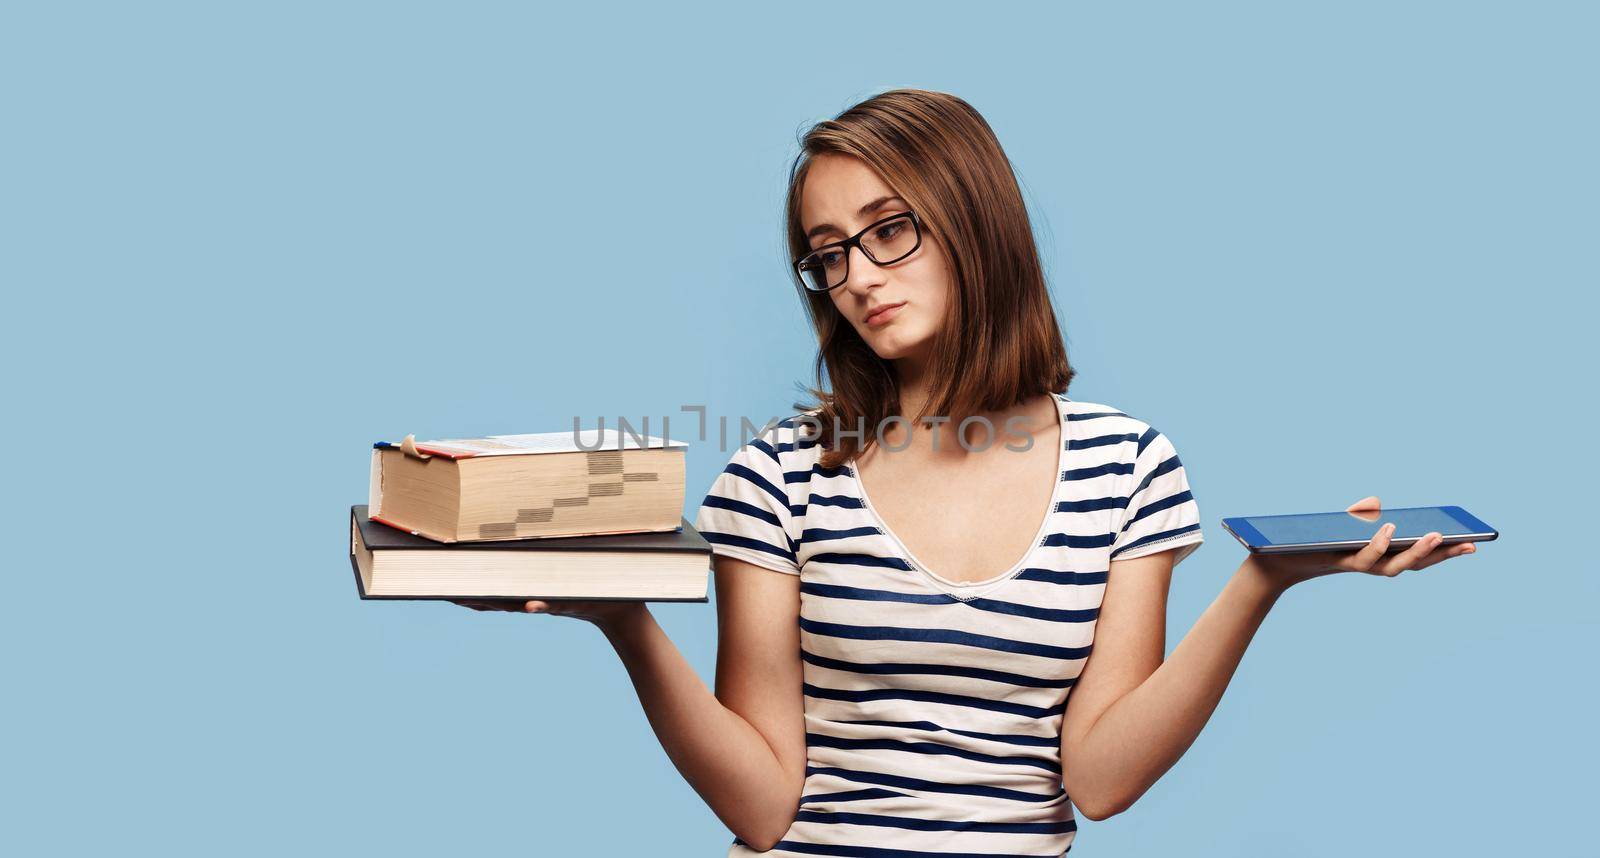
1221,505,1497,555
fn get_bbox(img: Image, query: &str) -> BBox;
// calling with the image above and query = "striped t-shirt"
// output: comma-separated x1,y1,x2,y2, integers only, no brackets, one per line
693,393,1204,857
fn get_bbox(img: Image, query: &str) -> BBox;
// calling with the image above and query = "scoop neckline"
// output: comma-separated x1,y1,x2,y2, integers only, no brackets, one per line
849,394,1069,598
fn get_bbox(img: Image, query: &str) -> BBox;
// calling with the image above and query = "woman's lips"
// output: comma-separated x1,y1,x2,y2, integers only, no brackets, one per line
865,301,906,326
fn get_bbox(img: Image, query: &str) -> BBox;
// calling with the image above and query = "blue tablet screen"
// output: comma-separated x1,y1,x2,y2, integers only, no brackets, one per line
1248,507,1470,545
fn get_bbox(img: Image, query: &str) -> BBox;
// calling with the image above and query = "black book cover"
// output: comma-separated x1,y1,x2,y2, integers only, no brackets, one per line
353,505,709,552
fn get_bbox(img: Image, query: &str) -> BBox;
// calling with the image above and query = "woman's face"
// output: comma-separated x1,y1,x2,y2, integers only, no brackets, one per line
798,153,952,365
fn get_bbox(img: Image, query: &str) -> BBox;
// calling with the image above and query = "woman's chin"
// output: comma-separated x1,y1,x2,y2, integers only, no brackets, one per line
862,331,933,362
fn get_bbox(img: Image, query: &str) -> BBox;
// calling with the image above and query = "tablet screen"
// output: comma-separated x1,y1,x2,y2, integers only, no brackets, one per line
1248,507,1470,544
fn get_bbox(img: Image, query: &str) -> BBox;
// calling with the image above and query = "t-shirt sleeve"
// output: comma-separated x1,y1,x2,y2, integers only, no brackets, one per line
1109,426,1205,568
693,438,801,576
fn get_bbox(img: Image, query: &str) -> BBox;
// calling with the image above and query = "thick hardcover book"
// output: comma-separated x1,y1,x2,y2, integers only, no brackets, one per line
348,505,710,602
368,428,688,543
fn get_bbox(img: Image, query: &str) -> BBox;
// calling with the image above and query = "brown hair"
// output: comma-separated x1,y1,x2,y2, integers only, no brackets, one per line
785,88,1075,469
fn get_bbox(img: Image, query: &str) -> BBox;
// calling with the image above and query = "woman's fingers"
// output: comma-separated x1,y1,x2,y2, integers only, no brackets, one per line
448,598,578,615
1375,531,1445,576
1411,540,1477,571
451,597,638,629
1345,521,1395,572
453,599,535,612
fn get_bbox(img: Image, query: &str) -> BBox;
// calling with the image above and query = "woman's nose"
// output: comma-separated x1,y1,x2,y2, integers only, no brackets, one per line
841,244,887,295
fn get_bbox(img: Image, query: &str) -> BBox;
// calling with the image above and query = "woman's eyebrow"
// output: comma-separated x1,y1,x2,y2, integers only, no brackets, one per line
806,195,906,241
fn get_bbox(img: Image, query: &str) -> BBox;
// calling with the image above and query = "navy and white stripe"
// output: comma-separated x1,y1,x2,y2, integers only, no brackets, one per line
694,395,1204,857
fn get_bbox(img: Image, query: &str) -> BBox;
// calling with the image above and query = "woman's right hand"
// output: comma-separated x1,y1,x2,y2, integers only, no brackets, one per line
449,598,648,634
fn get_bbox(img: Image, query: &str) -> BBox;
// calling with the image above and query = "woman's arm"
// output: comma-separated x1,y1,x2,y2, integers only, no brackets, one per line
1059,496,1475,820
1057,549,1283,820
598,556,806,850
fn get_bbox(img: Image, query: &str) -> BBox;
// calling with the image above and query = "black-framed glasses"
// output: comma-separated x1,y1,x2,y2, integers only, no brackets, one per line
794,211,923,292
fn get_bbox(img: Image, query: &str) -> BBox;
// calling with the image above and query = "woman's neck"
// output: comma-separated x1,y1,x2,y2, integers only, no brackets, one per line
889,355,1053,458
892,352,934,419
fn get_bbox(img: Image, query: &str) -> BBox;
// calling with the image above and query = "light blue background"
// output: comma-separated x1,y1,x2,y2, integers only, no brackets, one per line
5,2,1595,855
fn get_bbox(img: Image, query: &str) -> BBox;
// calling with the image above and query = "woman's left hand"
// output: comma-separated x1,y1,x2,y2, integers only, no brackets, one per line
1248,495,1479,590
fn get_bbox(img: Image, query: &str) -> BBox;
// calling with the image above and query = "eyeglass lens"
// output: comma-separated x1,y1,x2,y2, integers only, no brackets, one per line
798,214,918,291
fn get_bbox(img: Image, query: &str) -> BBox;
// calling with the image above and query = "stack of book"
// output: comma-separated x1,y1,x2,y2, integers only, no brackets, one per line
348,427,710,602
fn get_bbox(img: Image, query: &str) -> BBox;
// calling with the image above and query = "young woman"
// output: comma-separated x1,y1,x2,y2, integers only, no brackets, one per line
455,89,1476,855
